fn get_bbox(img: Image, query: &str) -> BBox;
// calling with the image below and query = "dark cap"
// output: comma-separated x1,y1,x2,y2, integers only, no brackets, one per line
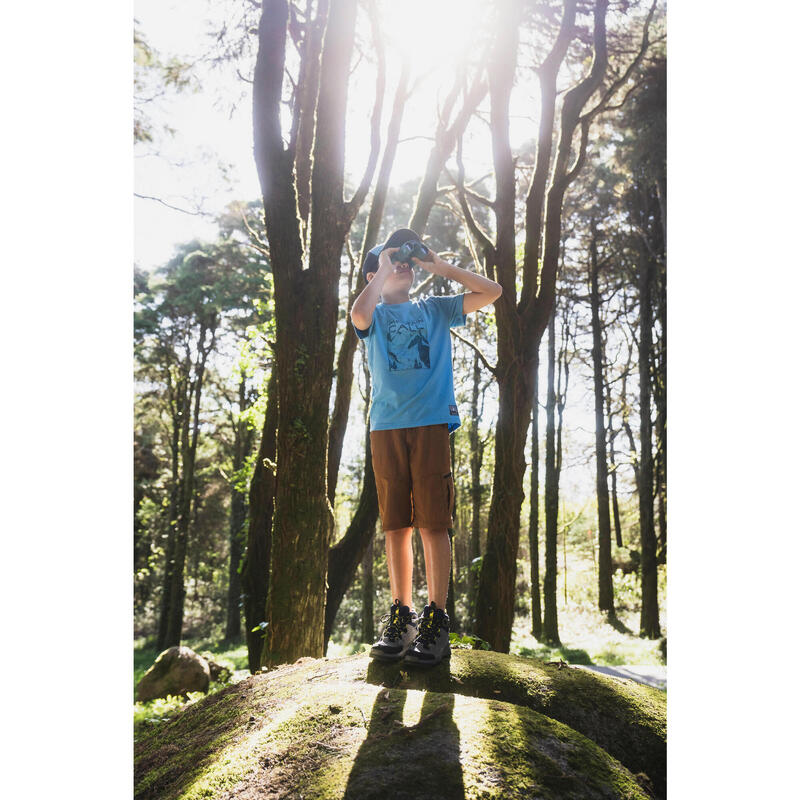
361,228,423,282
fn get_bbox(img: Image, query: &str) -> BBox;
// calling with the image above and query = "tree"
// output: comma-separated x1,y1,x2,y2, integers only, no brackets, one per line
135,237,269,649
462,0,657,653
528,348,543,639
251,0,383,665
589,217,616,615
620,56,665,638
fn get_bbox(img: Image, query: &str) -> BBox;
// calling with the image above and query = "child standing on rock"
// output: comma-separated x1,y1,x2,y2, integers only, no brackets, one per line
350,228,502,667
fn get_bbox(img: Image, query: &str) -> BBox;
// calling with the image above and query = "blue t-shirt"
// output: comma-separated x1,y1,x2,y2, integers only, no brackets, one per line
352,294,467,433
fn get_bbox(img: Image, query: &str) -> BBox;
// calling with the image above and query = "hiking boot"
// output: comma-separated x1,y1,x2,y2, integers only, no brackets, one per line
403,601,451,667
369,599,419,662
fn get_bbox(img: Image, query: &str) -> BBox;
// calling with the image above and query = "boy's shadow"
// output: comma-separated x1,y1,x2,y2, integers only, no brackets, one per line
342,659,466,800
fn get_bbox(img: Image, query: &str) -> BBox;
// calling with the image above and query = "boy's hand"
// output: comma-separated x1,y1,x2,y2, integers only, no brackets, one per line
412,246,448,276
377,247,400,271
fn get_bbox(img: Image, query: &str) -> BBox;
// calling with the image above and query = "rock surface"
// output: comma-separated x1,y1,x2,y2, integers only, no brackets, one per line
136,646,211,703
134,650,665,800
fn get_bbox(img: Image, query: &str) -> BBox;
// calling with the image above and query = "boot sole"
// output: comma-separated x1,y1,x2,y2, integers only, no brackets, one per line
369,649,405,662
402,650,452,667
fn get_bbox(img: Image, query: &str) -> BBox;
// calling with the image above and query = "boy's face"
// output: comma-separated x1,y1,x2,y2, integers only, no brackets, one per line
366,259,414,289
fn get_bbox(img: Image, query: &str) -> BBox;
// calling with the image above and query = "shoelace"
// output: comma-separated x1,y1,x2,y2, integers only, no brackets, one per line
379,604,408,642
417,612,444,647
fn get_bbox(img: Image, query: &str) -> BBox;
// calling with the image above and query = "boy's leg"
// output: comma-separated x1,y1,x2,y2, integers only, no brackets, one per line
417,527,450,609
370,428,415,609
385,526,414,608
408,424,455,609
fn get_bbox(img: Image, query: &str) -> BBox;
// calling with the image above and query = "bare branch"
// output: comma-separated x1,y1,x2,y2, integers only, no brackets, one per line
449,327,497,377
451,134,495,257
343,0,385,221
134,193,214,217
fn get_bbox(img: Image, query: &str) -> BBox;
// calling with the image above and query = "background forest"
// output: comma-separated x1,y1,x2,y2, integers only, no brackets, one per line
134,0,666,692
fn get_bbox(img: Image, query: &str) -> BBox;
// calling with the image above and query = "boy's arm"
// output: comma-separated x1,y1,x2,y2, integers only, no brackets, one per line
350,247,399,330
413,251,502,313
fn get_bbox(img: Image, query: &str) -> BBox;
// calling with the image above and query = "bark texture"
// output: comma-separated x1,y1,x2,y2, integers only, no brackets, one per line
252,0,380,666
589,221,615,615
241,367,278,673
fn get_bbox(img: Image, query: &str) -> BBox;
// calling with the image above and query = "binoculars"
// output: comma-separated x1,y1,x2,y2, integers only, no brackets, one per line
390,240,429,266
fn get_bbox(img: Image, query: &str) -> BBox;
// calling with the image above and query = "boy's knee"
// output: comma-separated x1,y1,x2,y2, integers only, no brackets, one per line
418,526,448,537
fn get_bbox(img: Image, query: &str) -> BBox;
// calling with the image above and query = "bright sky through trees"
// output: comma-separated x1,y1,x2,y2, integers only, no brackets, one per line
134,0,641,504
135,0,543,271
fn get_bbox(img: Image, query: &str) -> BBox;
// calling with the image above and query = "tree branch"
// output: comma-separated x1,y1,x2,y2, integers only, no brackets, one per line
449,327,497,377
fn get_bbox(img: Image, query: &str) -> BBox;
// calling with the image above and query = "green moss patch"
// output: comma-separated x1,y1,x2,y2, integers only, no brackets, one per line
135,651,663,800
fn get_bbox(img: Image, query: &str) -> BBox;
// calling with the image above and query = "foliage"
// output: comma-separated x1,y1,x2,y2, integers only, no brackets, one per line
133,224,272,640
134,24,199,144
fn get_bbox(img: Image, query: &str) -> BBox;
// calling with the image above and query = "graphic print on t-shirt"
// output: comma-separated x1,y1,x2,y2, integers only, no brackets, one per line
385,313,430,371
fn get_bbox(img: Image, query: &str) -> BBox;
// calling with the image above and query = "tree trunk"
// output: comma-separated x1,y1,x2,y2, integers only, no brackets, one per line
165,324,214,646
446,440,458,630
543,307,560,644
638,251,660,638
653,273,667,563
605,375,624,548
473,0,611,654
528,348,542,639
225,378,252,643
323,401,380,650
242,367,278,673
360,532,375,644
472,0,527,655
467,347,484,625
253,0,379,666
157,363,189,651
589,222,614,615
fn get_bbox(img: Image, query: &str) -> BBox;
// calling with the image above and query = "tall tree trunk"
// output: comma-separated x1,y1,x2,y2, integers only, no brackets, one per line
360,533,374,644
638,250,660,638
242,367,278,673
323,365,380,649
359,366,375,646
472,0,618,653
589,221,614,614
543,306,560,644
605,373,624,548
157,365,189,651
446,440,458,630
653,276,666,563
225,378,252,643
472,0,528,655
253,0,380,666
528,348,543,638
165,324,215,646
467,346,483,624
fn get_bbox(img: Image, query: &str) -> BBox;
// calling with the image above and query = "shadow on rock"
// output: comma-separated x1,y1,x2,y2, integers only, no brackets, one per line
343,660,465,800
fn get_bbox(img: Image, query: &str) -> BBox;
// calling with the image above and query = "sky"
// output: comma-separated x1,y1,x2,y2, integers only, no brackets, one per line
134,0,541,271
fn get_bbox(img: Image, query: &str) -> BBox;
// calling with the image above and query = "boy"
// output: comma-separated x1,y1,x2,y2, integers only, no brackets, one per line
350,228,502,667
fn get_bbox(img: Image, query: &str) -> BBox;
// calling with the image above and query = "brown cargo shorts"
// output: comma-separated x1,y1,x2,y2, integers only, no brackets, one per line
369,423,455,531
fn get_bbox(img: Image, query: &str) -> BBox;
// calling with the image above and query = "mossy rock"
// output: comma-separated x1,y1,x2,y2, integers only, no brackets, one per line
134,651,664,800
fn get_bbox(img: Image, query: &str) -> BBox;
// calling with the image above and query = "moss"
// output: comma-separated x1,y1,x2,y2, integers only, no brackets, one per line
135,653,660,800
